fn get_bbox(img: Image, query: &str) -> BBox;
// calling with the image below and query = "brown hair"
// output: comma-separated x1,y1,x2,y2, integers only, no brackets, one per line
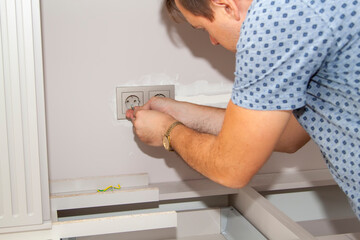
165,0,215,21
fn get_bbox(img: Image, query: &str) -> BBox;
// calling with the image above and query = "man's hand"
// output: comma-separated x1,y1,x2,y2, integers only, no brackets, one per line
142,96,173,112
126,106,176,147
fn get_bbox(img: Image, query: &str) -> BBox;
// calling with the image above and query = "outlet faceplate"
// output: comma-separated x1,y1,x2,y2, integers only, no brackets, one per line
116,85,175,120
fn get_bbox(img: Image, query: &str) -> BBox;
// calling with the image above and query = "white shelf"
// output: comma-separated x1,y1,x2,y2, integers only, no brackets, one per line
151,179,238,201
250,168,336,191
51,173,149,194
51,187,159,211
52,211,177,239
51,173,158,211
0,211,177,240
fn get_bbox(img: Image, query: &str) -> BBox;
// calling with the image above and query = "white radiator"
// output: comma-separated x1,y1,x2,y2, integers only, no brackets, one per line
0,0,48,230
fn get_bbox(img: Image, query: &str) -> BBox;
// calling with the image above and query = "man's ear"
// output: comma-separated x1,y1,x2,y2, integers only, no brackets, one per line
211,0,241,21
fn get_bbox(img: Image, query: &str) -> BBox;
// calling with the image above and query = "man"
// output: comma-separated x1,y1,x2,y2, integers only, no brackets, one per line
127,0,360,219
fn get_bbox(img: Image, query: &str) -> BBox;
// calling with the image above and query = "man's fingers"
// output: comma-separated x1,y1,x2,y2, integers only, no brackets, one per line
126,109,136,120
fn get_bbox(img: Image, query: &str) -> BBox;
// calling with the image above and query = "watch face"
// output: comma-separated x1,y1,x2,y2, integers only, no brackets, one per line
163,135,170,150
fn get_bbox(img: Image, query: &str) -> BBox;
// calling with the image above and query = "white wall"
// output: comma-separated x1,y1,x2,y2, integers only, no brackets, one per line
41,0,327,183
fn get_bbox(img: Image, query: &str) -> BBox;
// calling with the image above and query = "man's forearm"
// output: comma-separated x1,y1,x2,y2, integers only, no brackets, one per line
150,98,226,135
170,125,221,183
169,123,250,188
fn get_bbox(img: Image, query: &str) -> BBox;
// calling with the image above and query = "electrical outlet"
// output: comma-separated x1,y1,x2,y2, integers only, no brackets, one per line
122,91,144,112
149,90,170,98
116,85,174,120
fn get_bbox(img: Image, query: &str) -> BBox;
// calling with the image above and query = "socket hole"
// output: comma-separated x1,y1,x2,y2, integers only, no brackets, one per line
125,95,141,109
154,94,166,97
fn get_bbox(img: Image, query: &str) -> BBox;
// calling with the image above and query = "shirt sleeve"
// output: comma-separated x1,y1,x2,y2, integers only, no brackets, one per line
231,0,334,111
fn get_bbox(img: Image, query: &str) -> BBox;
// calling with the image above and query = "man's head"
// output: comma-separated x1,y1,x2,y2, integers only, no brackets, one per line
165,0,252,52
165,0,215,22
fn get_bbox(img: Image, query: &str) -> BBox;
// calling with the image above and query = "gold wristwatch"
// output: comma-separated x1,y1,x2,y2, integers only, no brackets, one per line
163,121,183,151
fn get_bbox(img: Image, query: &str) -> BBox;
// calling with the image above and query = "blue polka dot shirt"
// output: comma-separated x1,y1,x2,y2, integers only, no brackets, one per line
232,0,360,219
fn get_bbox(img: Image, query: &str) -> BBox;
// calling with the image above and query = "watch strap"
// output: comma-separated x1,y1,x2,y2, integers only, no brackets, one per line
164,121,183,151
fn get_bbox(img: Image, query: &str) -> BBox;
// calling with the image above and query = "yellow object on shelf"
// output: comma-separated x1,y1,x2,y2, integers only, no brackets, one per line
97,184,121,192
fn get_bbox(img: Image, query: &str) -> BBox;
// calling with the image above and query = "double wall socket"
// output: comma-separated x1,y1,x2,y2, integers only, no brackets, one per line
116,85,175,120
